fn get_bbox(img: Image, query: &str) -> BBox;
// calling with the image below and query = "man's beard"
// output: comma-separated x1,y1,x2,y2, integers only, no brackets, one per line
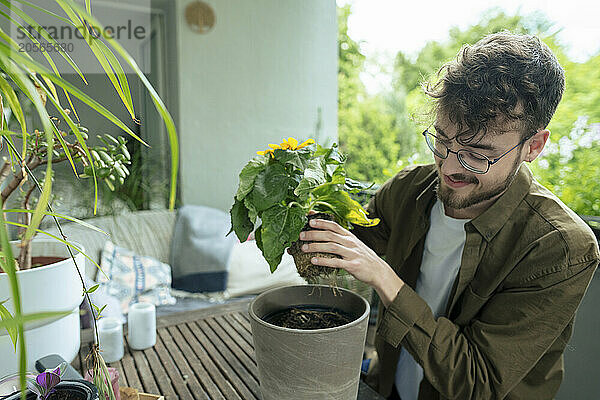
435,161,521,210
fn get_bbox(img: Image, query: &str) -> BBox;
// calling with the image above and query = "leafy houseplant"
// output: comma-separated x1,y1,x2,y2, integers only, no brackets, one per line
229,137,379,282
231,139,377,399
0,0,178,399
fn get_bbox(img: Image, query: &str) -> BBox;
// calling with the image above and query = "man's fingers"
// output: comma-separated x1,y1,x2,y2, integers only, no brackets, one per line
310,255,347,269
309,218,351,236
300,230,353,246
303,241,353,257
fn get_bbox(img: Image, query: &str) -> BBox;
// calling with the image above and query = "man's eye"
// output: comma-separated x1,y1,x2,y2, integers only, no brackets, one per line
468,152,488,161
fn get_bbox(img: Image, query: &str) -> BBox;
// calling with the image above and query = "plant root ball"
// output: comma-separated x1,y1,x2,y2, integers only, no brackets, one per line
288,212,340,283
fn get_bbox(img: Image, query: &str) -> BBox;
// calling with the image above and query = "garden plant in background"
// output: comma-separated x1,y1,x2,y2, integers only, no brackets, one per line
229,137,379,282
0,0,178,399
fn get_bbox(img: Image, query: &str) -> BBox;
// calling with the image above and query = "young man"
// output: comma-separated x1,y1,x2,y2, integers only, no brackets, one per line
300,33,600,399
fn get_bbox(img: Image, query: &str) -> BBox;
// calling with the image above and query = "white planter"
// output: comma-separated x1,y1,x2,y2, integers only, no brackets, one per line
0,240,85,378
0,308,80,378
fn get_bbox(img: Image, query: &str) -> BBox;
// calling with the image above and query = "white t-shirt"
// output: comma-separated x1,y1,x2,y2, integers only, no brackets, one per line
395,199,469,400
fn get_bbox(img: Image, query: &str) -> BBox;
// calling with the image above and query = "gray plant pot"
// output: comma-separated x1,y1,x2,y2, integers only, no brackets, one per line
249,284,370,400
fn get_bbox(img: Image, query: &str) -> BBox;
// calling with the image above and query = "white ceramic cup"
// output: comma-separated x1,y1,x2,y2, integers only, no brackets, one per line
128,302,156,350
97,317,124,363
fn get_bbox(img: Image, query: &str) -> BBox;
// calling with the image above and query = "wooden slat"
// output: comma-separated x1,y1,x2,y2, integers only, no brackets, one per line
143,347,178,400
231,312,253,334
157,328,209,400
155,301,251,329
216,315,255,358
129,348,160,394
167,325,227,400
204,318,258,379
120,336,142,390
153,330,195,400
195,319,261,398
188,321,259,400
108,361,128,388
223,313,254,345
177,324,242,400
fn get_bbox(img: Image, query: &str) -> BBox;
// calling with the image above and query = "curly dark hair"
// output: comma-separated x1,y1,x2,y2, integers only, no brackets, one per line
425,32,565,143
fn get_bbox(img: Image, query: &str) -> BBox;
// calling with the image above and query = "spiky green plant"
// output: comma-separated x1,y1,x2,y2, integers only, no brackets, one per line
0,0,179,399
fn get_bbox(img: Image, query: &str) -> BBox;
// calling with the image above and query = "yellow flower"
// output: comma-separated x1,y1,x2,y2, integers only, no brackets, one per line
256,137,315,156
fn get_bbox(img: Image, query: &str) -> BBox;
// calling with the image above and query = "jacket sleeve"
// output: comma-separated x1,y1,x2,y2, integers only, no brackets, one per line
377,257,599,399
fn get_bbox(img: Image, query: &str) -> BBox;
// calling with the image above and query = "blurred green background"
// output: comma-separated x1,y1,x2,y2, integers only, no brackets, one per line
337,5,600,216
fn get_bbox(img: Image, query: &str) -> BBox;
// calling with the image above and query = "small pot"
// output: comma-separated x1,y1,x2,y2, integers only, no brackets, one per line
1,380,98,400
249,284,370,400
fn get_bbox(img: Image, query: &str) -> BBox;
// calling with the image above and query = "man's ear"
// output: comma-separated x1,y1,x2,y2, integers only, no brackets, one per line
524,129,550,163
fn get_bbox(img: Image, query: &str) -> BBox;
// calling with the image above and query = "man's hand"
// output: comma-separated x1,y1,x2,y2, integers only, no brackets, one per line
300,218,404,307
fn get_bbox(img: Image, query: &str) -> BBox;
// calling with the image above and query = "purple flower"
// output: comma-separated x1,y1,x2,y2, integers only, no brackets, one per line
27,363,67,400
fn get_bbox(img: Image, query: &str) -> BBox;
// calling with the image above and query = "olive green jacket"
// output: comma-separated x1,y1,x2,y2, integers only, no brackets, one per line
353,164,599,400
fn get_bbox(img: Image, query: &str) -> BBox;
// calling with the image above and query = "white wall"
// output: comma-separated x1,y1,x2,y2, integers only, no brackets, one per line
175,0,338,211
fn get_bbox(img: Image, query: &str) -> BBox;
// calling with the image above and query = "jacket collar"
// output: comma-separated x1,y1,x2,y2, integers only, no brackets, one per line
470,164,533,241
414,163,533,241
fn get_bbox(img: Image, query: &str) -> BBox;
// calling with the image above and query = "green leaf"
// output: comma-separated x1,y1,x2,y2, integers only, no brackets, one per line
96,304,107,318
0,208,27,395
260,204,306,272
0,74,26,138
2,209,108,236
314,190,379,228
229,198,253,242
0,310,72,332
86,284,100,294
0,302,18,351
294,157,327,197
344,177,375,193
250,163,289,211
244,197,258,224
235,157,267,201
272,148,311,170
255,224,264,252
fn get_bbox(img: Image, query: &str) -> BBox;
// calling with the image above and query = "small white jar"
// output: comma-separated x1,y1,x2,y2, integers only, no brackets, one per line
97,317,124,363
127,302,156,350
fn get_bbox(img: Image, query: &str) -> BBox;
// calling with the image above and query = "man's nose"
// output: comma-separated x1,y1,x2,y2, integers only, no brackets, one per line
439,151,468,175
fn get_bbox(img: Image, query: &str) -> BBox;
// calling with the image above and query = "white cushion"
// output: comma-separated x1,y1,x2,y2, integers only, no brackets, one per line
226,241,306,297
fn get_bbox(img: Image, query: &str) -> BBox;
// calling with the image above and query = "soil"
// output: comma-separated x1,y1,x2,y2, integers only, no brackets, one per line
31,256,68,268
288,212,341,282
264,305,353,329
47,389,88,400
0,256,67,274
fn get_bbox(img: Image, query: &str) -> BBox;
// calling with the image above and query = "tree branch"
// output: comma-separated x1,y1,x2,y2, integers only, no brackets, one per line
0,159,42,205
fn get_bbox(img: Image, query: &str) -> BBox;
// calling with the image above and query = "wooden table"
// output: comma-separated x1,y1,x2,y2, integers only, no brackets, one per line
72,300,385,400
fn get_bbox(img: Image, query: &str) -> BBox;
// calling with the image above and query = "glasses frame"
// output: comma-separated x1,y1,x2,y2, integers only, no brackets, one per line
422,128,533,174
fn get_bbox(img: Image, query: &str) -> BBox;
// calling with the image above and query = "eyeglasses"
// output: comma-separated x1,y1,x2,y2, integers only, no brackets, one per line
422,128,533,174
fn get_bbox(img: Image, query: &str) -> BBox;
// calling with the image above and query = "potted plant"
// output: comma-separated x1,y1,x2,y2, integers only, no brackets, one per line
0,363,99,400
229,137,377,399
0,120,130,377
0,1,178,399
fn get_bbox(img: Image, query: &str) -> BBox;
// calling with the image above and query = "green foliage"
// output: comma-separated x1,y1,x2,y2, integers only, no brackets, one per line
338,5,600,216
337,5,418,183
0,0,178,398
229,141,378,272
